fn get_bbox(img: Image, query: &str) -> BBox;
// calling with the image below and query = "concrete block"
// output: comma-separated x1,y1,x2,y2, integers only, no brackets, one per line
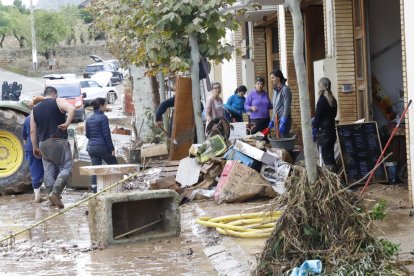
88,190,181,245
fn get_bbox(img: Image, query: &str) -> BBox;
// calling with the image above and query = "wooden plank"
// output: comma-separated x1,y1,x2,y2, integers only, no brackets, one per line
169,77,195,160
162,166,179,172
80,164,140,176
141,144,168,160
159,171,178,178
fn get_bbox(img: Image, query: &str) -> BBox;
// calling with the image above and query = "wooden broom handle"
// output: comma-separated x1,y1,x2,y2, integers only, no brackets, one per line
275,113,280,138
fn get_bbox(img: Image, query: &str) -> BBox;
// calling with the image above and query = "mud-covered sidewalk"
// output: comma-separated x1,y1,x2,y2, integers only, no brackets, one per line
1,183,414,275
0,190,269,275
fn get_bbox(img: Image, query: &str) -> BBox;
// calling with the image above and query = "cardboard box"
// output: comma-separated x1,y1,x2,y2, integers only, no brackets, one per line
214,161,276,203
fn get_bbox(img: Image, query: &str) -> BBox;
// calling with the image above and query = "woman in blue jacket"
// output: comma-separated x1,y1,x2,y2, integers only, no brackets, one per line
224,85,247,122
86,97,117,193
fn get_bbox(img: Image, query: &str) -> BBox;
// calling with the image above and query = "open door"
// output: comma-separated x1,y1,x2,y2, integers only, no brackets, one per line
353,0,370,120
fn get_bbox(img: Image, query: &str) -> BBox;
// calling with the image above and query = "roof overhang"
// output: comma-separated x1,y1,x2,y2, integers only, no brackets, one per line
227,1,284,23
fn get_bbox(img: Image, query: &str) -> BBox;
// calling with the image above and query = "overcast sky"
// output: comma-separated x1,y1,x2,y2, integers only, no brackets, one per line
1,0,39,6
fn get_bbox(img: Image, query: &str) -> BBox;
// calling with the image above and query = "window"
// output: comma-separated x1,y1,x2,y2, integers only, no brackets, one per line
80,81,89,88
88,81,101,87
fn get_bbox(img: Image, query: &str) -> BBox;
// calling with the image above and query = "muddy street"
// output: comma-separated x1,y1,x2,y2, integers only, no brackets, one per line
0,190,268,275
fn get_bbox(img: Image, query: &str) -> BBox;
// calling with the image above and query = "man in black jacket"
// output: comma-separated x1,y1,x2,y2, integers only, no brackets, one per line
155,96,175,128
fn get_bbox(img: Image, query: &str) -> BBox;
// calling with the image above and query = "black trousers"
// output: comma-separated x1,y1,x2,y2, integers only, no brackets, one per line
317,128,336,166
88,149,118,188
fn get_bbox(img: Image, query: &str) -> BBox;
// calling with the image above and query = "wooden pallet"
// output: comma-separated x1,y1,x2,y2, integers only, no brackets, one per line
144,159,180,178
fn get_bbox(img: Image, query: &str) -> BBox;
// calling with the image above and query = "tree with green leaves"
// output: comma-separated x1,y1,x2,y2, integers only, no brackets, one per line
59,5,87,46
90,0,239,143
8,7,30,48
0,11,12,47
13,0,28,14
35,10,71,58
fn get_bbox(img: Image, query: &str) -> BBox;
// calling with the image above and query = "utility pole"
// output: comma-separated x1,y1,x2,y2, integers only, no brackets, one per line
29,0,37,70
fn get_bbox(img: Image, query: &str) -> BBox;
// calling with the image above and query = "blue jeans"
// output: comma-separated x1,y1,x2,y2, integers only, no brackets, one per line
88,148,118,192
26,150,44,189
39,139,73,195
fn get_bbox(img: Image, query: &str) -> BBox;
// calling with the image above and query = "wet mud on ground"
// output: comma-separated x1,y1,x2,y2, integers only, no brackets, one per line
1,183,414,275
0,191,217,275
0,190,268,275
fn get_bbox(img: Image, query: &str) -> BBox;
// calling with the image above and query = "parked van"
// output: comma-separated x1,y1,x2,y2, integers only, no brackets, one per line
44,79,85,122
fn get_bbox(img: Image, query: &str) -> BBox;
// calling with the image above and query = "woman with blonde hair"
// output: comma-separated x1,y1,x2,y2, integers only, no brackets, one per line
205,82,224,124
312,77,338,172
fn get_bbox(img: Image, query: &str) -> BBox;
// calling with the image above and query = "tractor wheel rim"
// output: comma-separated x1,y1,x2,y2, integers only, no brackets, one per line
0,130,24,178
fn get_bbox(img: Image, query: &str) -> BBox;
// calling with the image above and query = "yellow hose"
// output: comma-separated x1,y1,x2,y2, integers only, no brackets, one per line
196,211,281,238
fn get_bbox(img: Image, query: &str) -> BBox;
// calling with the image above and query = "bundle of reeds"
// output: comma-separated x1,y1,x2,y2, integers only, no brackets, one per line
254,166,406,275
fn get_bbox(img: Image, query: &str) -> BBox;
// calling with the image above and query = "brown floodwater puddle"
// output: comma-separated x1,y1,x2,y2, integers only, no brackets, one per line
0,191,216,275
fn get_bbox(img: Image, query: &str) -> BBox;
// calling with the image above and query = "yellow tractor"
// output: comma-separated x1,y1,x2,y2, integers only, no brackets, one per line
0,101,32,195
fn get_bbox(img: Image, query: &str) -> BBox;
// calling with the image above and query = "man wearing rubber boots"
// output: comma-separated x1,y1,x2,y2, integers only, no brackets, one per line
30,86,75,209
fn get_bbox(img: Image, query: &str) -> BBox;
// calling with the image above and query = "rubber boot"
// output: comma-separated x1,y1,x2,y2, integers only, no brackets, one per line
34,187,46,203
49,178,65,209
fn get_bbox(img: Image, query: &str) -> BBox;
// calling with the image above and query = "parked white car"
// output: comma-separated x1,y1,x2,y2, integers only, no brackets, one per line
80,72,118,105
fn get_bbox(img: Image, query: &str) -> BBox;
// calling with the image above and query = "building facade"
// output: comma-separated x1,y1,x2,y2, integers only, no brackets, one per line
226,0,413,204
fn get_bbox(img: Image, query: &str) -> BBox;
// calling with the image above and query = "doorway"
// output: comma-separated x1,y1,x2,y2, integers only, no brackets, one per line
354,0,406,183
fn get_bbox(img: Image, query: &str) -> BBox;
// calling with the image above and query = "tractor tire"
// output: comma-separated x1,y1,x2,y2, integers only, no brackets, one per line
0,109,31,195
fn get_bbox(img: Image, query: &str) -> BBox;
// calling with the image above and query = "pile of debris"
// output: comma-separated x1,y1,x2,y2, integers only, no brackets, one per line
126,132,295,205
254,166,406,275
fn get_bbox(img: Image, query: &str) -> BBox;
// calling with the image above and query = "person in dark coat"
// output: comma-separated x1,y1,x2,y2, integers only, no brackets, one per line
155,95,175,127
312,77,338,172
86,97,118,193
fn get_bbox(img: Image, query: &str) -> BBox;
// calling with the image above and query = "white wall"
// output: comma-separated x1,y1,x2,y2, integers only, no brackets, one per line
278,5,288,80
220,30,238,102
210,30,237,103
368,0,403,104
404,0,414,204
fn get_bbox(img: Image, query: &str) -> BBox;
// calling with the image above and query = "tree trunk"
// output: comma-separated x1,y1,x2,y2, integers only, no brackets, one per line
150,75,160,108
130,65,159,143
13,31,25,48
0,35,5,48
157,71,169,131
285,0,318,184
189,33,206,143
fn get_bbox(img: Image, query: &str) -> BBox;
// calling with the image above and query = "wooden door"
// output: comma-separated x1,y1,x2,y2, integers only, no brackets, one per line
304,5,325,117
353,0,369,120
265,26,280,95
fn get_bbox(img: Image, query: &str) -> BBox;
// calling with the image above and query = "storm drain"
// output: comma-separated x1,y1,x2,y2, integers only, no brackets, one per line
88,190,181,244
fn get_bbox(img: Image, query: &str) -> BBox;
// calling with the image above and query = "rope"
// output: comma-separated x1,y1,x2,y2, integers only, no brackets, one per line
0,170,144,244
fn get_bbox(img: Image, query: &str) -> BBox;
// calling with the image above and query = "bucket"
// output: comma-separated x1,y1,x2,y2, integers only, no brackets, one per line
269,134,297,152
385,161,397,184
